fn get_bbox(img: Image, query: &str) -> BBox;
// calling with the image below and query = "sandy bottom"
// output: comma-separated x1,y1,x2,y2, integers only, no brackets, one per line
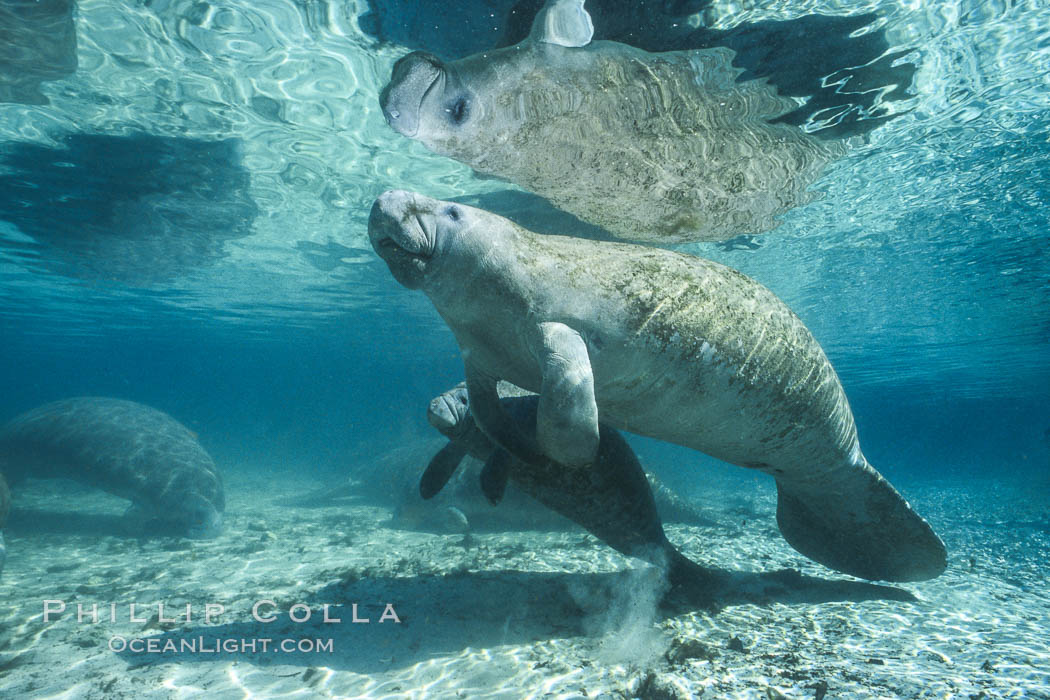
0,467,1048,699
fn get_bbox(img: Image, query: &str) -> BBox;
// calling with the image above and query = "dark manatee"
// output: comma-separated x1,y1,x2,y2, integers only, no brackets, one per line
0,473,9,574
424,383,719,591
0,398,224,538
425,381,713,529
369,190,948,582
379,0,836,243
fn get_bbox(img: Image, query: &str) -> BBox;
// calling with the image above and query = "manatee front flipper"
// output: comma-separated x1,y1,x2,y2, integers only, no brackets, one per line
774,459,947,582
480,449,513,505
420,441,470,500
465,364,546,466
536,322,599,468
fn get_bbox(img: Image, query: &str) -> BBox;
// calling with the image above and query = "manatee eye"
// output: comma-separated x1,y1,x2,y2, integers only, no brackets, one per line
446,96,468,124
444,206,462,222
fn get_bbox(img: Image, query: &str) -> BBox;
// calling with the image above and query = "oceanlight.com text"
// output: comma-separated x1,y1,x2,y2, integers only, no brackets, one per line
109,636,335,654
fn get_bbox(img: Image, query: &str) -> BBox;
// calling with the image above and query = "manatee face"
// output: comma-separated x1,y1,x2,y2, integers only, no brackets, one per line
145,493,222,539
153,464,225,539
427,385,471,435
368,189,475,290
179,495,224,539
380,52,478,148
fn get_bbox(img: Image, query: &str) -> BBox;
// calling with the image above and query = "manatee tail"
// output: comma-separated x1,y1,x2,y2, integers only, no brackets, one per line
664,546,725,592
617,536,724,595
774,459,947,582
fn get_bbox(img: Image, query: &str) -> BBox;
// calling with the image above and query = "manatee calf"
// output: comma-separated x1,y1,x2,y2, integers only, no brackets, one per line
424,383,718,589
369,190,948,582
428,381,714,528
379,0,835,243
0,397,224,538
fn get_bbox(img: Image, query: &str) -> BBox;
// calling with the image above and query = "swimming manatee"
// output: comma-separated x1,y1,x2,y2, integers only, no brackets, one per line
368,189,948,582
0,397,224,539
424,382,720,591
379,0,836,243
427,380,712,526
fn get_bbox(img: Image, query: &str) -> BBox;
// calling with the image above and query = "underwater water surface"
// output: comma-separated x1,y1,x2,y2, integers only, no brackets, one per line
1,0,1049,698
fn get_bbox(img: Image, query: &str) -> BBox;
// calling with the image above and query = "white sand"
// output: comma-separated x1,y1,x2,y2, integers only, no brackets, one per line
0,470,1047,699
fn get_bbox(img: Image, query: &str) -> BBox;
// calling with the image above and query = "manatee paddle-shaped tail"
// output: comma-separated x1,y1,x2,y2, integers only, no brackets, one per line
774,463,946,582
422,383,720,595
370,190,947,582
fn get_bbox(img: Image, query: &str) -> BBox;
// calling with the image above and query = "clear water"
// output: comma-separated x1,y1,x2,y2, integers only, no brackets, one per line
1,1,1049,698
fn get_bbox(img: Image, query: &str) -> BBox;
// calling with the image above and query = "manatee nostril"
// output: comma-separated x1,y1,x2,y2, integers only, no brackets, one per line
388,109,400,120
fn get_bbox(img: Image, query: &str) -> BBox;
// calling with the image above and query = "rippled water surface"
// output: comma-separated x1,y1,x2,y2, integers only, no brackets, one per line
2,0,1047,404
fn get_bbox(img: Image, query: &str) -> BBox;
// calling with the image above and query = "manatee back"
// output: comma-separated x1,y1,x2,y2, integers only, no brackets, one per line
505,417,668,557
436,42,834,243
0,397,223,514
442,393,541,462
437,391,667,550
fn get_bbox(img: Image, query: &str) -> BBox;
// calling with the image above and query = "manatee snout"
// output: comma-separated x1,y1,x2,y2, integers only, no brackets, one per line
427,387,470,432
380,52,444,137
182,497,224,539
369,190,437,289
368,190,427,252
427,396,458,430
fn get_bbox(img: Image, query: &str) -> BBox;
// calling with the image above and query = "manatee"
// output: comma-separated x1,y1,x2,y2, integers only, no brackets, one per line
379,0,836,243
423,382,718,589
368,190,948,582
0,397,224,538
0,472,9,575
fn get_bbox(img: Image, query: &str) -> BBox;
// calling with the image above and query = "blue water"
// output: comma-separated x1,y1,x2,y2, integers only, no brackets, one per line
1,0,1049,697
